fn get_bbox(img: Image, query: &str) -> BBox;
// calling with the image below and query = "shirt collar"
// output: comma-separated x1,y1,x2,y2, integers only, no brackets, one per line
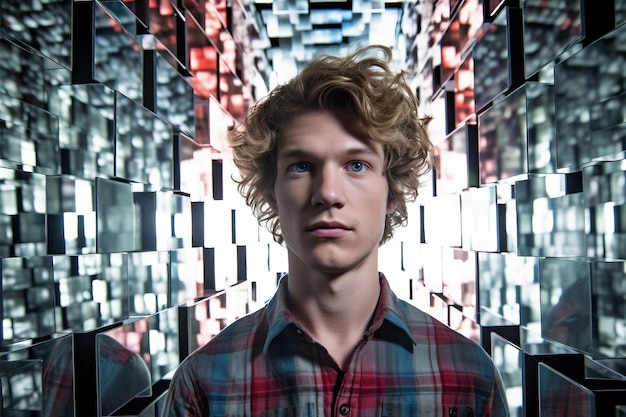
263,273,417,353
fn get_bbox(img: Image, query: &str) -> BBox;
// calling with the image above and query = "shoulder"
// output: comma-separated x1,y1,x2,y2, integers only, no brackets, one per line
398,299,494,366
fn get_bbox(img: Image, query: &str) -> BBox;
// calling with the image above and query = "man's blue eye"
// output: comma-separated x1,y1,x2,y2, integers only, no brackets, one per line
290,162,310,173
348,161,366,172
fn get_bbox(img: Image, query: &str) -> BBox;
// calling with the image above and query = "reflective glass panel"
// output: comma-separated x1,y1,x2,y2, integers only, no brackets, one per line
491,333,523,416
523,0,583,78
1,256,55,344
539,258,592,354
97,319,152,416
95,177,137,253
539,363,595,417
128,251,170,315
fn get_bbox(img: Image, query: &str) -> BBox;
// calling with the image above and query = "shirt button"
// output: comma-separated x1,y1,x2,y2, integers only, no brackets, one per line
339,403,350,415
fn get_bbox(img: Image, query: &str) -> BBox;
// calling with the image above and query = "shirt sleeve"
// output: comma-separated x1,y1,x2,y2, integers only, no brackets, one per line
488,362,510,417
161,358,209,417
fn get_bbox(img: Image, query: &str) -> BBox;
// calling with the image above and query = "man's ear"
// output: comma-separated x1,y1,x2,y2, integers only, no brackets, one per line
386,197,397,215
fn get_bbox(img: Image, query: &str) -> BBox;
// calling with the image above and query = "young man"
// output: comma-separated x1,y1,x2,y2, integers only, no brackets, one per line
162,45,509,417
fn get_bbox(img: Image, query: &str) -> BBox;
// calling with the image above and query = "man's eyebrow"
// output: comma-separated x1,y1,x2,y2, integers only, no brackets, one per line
277,146,381,158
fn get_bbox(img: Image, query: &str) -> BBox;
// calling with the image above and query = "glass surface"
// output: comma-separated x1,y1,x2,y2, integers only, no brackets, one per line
461,185,502,252
133,190,192,251
555,22,626,170
523,0,583,78
539,363,595,417
453,55,475,128
0,167,47,258
422,193,462,247
148,307,180,381
0,359,43,413
46,176,97,255
478,85,527,184
52,253,129,332
526,82,556,174
420,243,444,293
0,92,60,173
435,123,477,195
0,334,75,417
187,16,219,101
439,0,483,88
0,0,72,69
473,8,510,111
478,252,540,327
591,261,626,358
1,256,55,345
583,160,626,260
441,248,476,316
93,3,143,103
47,83,115,179
183,292,229,355
170,248,204,305
97,319,152,416
539,258,592,354
177,133,215,199
515,172,586,257
147,0,181,60
128,251,170,315
95,177,137,253
491,333,523,416
114,92,173,187
0,38,54,108
155,51,195,136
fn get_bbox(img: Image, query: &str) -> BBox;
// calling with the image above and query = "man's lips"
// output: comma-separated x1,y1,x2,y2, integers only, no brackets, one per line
306,221,351,238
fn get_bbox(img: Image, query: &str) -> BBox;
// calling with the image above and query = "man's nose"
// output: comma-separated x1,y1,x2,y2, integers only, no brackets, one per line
310,166,345,208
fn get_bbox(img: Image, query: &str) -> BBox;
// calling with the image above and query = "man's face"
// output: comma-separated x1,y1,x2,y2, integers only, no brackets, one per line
272,110,396,275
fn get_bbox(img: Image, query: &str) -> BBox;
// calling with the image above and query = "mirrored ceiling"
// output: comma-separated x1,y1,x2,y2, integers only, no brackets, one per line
253,0,403,84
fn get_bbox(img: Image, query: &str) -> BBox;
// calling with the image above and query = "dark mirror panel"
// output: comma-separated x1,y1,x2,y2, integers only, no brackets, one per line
114,92,173,187
95,178,137,253
93,3,143,104
515,173,585,257
0,0,72,70
147,1,181,60
526,82,556,174
0,92,60,174
473,7,523,112
52,253,129,332
478,252,540,327
453,55,475,128
1,256,55,345
591,261,626,358
478,85,527,184
219,54,248,123
47,83,115,179
618,0,626,25
46,176,96,255
0,359,43,414
155,51,195,137
148,306,180,381
539,363,595,416
97,319,152,416
523,0,583,78
133,190,192,251
184,0,208,30
128,251,170,315
170,248,204,307
583,160,626,260
491,333,523,416
0,334,75,417
539,258,592,354
0,168,47,258
187,16,219,101
439,0,483,89
0,39,48,108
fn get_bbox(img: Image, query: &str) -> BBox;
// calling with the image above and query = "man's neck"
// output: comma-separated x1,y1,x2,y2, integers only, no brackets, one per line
286,266,382,370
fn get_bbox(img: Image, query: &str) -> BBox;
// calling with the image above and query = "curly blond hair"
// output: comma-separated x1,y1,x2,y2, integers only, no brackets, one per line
228,44,433,244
